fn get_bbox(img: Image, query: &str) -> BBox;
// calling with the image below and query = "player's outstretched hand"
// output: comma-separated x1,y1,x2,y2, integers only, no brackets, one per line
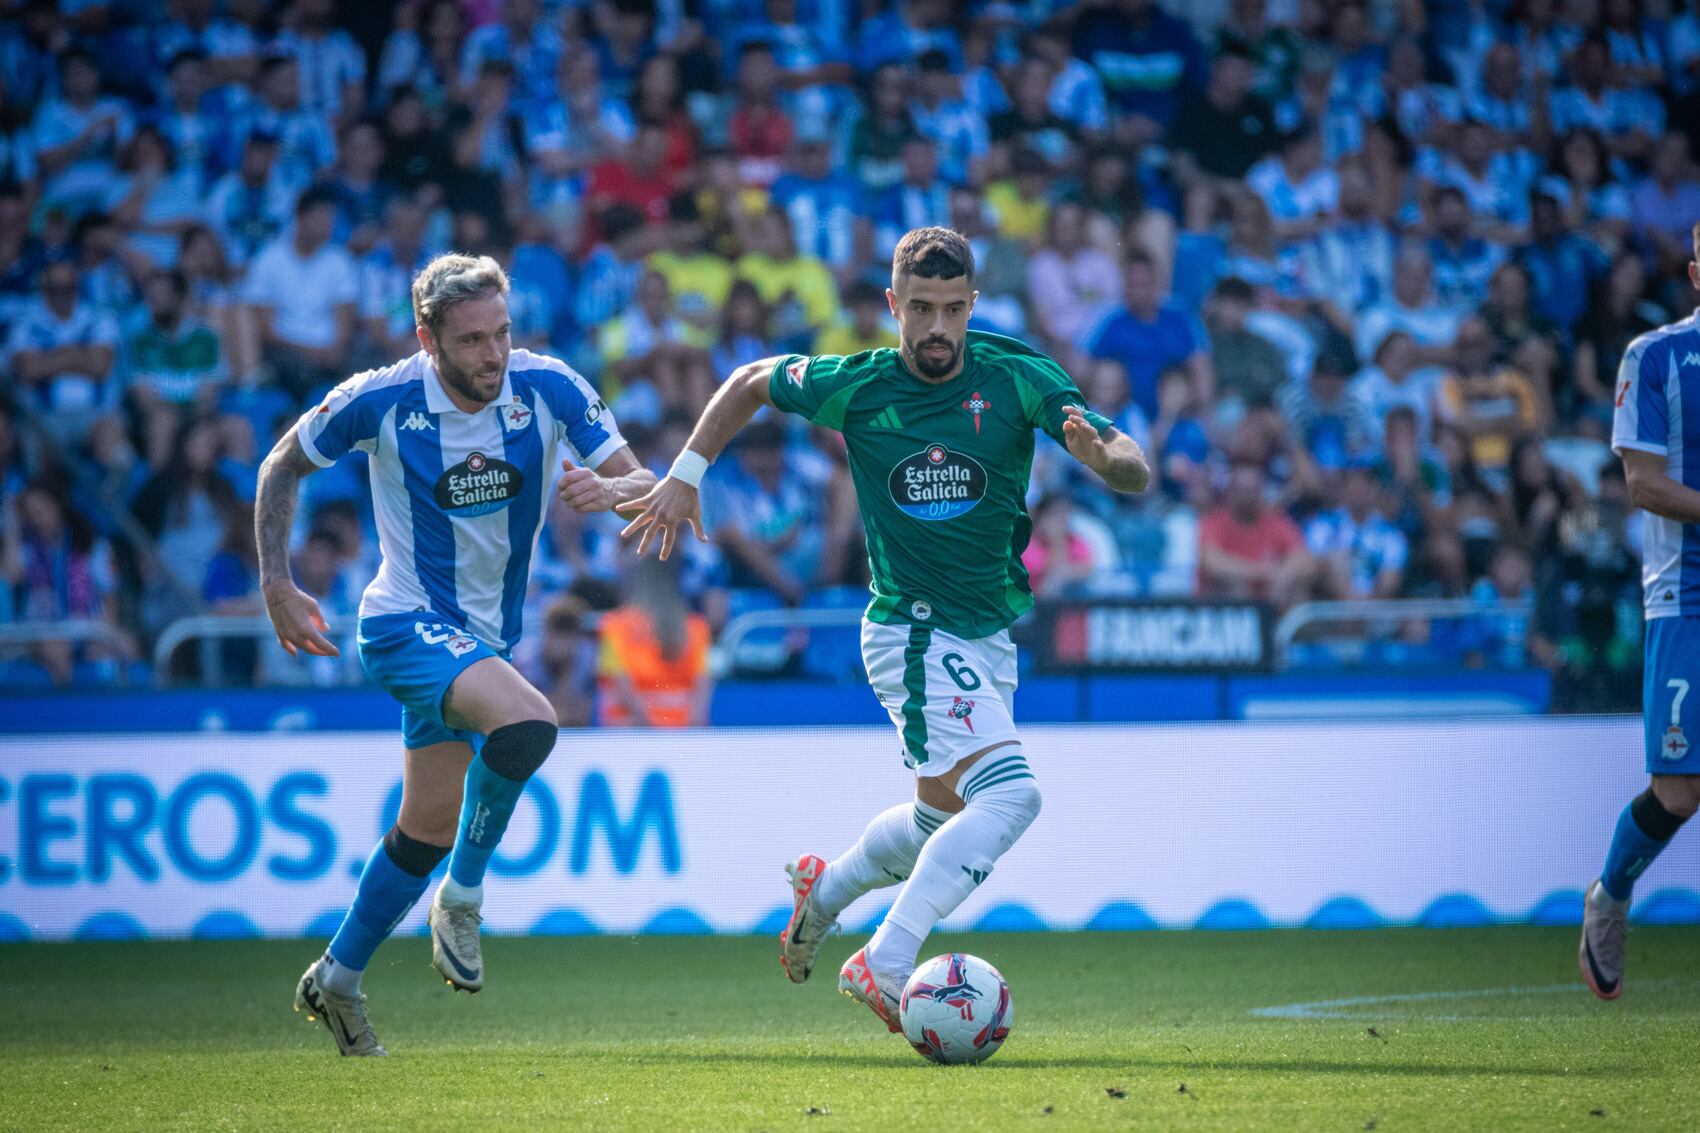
261,580,340,658
557,458,617,513
618,477,706,561
1061,404,1109,471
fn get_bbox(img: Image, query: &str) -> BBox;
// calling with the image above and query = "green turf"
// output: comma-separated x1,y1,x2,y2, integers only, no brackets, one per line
3,927,1697,1131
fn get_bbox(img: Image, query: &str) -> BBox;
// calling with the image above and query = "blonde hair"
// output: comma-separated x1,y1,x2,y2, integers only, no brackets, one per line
411,253,510,334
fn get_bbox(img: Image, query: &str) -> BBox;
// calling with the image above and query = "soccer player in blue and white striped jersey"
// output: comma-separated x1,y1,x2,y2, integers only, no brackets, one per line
1585,222,1700,1000
257,254,654,1054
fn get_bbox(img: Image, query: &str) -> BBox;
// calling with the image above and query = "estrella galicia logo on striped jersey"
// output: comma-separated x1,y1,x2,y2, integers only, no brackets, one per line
889,443,987,521
435,450,524,516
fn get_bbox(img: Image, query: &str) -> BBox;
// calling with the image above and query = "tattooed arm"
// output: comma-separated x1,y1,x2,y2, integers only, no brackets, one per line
255,424,339,657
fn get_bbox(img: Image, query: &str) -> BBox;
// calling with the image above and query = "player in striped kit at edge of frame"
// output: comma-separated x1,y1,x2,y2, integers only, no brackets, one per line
1584,221,1700,999
620,228,1151,1030
255,255,654,1054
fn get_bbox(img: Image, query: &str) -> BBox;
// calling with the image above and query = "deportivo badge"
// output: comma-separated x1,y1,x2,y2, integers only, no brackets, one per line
502,400,533,432
1662,725,1690,761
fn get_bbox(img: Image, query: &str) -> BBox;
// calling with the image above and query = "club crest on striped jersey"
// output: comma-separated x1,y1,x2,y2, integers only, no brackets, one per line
501,399,533,432
435,450,524,516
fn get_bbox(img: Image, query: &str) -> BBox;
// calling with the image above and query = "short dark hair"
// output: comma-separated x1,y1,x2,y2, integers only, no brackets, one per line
892,226,974,283
1213,276,1255,303
296,185,339,216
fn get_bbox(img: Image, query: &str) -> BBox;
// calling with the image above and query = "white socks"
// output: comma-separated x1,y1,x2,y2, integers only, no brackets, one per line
864,751,1041,986
437,876,483,907
813,801,952,918
318,951,362,996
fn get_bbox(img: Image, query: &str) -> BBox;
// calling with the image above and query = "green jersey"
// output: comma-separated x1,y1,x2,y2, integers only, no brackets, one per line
767,330,1113,640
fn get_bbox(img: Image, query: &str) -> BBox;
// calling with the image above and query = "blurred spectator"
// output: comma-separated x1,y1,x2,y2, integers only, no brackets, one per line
990,56,1082,175
1280,347,1370,469
728,42,793,189
106,126,203,271
204,131,297,267
1245,125,1338,244
1631,133,1700,273
909,49,987,187
770,125,860,273
599,268,711,416
1305,459,1409,599
200,496,261,684
359,193,436,360
274,0,369,123
1427,185,1506,315
1518,190,1607,339
5,257,120,448
258,526,357,686
231,53,336,196
1548,35,1659,164
13,479,124,685
1081,247,1212,422
1027,200,1122,355
1022,493,1101,599
1205,276,1285,413
575,202,649,343
0,182,46,333
815,280,899,357
1353,246,1460,367
243,186,359,399
711,279,776,377
597,553,713,728
1478,260,1560,401
1464,543,1539,669
648,193,731,345
1572,250,1665,416
1197,458,1314,610
1507,435,1576,562
375,0,466,109
1171,42,1276,184
1350,330,1440,447
529,591,595,728
377,86,454,197
982,150,1052,248
703,419,827,604
125,267,225,419
457,0,559,105
1300,158,1395,319
847,63,916,192
1150,366,1212,502
1071,0,1207,143
1439,316,1543,487
32,47,135,219
872,136,951,259
322,120,392,254
735,204,839,349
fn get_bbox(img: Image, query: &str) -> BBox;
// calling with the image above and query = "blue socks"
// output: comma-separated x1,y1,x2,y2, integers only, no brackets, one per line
327,825,451,979
448,720,558,889
1600,788,1688,901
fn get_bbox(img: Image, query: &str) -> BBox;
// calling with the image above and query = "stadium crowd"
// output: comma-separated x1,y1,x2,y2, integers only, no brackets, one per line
1,0,1696,714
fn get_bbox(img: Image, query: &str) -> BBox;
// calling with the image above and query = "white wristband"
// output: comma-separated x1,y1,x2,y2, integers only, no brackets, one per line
667,449,710,488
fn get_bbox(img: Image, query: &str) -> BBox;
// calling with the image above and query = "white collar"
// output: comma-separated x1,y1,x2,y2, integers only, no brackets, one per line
423,353,513,415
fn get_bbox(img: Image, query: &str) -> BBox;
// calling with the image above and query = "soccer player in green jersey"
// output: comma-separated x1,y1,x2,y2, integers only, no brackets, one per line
620,227,1150,1032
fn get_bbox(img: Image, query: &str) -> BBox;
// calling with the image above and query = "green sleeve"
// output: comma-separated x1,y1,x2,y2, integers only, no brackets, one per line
766,353,867,431
1011,354,1115,447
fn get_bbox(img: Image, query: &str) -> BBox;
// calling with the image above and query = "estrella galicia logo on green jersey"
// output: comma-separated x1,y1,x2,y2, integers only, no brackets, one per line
889,443,987,521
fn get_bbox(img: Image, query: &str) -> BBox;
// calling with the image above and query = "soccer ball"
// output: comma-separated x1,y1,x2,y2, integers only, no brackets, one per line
899,953,1013,1065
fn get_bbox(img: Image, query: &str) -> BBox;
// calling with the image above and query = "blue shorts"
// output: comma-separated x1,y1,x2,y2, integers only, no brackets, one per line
1643,617,1700,774
358,612,502,750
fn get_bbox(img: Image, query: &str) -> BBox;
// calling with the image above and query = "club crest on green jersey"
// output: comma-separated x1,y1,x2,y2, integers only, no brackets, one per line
889,443,987,521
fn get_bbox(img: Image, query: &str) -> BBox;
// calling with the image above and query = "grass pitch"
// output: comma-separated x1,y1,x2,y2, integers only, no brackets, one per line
3,927,1696,1131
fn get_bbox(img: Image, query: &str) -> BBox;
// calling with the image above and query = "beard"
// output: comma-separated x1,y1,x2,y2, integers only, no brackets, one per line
438,349,506,404
907,335,961,379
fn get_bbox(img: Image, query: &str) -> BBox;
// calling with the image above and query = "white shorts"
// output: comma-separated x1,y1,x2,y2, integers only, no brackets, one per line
862,619,1020,777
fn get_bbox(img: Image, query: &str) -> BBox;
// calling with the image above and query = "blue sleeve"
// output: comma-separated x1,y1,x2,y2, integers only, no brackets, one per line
1612,338,1668,456
529,357,627,468
295,373,407,467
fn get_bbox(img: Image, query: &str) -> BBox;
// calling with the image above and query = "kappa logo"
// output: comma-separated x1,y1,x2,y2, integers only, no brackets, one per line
400,411,435,431
785,358,808,388
502,400,533,432
1684,352,1700,368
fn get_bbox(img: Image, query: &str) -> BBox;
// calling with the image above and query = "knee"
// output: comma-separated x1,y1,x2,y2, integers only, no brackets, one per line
481,718,559,782
1651,777,1700,819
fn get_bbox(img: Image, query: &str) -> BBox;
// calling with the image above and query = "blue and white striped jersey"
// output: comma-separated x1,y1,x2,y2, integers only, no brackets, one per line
1612,309,1700,619
295,348,625,650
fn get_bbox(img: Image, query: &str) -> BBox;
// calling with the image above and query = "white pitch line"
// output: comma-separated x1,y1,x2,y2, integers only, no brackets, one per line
1252,983,1591,1019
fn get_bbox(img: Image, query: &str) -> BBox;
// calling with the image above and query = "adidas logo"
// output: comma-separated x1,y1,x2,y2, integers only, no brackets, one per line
400,411,435,431
961,866,989,885
870,406,904,430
